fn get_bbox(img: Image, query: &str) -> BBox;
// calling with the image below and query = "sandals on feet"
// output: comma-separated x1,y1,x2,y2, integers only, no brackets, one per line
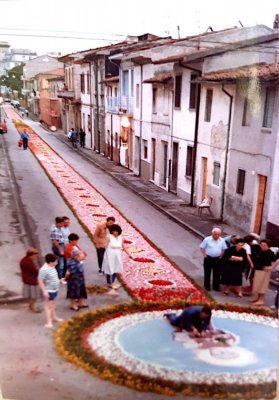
70,306,79,311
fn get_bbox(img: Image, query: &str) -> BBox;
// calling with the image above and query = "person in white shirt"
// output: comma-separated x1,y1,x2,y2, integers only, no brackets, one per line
200,228,227,292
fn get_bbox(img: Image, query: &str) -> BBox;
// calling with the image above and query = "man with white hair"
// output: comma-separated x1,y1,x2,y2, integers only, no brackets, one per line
200,228,227,292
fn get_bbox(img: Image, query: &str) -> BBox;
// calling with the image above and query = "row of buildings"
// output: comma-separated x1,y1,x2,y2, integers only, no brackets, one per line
21,23,279,244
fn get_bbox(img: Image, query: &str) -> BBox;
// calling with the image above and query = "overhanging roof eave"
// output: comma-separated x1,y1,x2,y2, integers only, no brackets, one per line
193,79,236,84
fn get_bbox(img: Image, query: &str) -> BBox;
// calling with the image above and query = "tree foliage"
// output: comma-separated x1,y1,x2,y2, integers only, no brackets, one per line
0,64,23,94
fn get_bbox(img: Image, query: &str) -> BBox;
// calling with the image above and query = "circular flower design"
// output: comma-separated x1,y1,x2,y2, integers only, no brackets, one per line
54,303,277,399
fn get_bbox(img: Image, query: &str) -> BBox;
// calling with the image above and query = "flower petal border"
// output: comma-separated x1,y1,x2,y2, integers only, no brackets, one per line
54,301,277,399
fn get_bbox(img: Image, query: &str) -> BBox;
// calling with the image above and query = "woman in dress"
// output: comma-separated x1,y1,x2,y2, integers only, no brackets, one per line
221,238,247,297
65,248,88,311
102,224,125,291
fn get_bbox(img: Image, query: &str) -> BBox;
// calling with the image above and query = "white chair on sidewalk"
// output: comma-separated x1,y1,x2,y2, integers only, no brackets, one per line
198,196,213,216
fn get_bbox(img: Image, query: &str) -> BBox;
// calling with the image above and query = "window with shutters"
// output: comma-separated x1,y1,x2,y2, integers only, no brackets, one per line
204,88,213,122
143,139,148,159
87,73,90,94
185,146,193,177
152,87,157,114
236,169,245,195
80,73,85,94
136,84,140,108
213,162,220,186
189,73,198,109
174,75,182,108
262,87,276,128
87,114,91,132
242,97,251,126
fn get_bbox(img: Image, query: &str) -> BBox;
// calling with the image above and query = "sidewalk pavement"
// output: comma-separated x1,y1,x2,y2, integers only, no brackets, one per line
54,129,245,240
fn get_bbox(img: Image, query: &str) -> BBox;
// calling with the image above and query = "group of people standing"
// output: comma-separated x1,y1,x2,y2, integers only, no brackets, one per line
19,215,126,328
200,227,279,305
68,128,86,148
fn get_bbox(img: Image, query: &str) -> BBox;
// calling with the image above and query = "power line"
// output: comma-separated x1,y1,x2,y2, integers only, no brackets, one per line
0,29,278,56
0,27,126,38
0,32,120,41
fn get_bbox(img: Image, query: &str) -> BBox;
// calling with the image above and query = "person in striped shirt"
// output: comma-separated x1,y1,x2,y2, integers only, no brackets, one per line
38,253,63,328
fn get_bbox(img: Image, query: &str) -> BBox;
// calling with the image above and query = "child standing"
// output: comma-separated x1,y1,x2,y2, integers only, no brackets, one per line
38,253,63,328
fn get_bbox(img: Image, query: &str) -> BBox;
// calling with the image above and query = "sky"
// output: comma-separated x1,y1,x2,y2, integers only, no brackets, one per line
0,0,278,56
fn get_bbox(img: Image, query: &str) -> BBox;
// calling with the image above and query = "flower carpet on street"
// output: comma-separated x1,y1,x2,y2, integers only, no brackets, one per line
5,107,208,304
55,301,277,399
6,108,277,399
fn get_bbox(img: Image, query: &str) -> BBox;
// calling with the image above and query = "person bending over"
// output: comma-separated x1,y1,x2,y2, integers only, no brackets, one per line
164,305,213,337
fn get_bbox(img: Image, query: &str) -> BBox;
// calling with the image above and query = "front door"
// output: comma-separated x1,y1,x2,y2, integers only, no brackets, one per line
162,142,168,187
254,175,267,234
201,157,208,201
170,142,178,193
151,138,156,181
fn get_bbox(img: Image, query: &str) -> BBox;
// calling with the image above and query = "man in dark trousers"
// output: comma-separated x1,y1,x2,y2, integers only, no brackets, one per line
93,216,115,275
79,128,86,148
69,128,78,148
164,305,213,337
200,227,227,292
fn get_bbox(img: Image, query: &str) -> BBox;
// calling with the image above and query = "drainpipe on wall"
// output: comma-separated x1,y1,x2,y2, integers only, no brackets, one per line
168,88,175,192
178,62,202,206
138,64,143,177
190,78,201,206
110,113,113,160
221,85,233,221
94,61,100,152
89,62,93,149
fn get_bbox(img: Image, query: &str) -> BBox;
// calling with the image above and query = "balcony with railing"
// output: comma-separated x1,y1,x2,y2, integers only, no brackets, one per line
107,96,133,114
57,85,74,99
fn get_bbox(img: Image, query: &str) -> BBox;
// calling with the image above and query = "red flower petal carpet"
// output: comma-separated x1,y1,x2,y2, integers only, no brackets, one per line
6,106,208,303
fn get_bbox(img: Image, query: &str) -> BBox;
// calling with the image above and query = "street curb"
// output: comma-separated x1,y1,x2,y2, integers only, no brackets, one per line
55,134,206,240
0,296,25,305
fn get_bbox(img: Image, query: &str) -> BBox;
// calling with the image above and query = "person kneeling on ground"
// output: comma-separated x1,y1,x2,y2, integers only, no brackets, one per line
164,305,214,337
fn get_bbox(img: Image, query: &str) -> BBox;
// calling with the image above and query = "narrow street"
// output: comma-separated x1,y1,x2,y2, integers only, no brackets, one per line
0,115,206,400
0,113,276,400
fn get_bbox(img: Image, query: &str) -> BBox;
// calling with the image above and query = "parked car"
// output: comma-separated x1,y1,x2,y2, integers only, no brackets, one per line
0,121,7,133
11,100,20,108
4,98,11,103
